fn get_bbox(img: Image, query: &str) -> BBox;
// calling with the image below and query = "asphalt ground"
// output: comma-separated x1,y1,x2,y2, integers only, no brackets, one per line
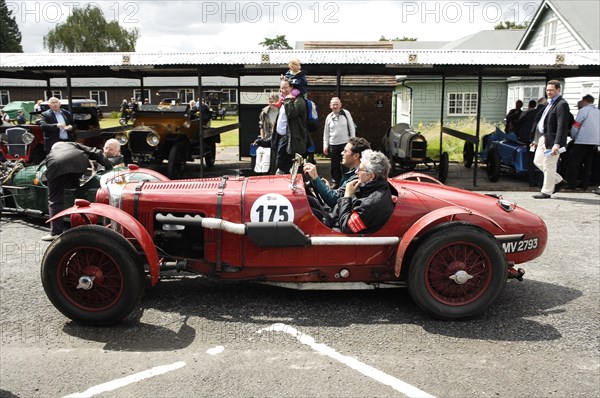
1,145,599,397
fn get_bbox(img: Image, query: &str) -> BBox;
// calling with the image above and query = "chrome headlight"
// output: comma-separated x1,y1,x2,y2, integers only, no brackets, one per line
22,131,34,145
115,132,129,145
146,132,160,147
183,121,191,129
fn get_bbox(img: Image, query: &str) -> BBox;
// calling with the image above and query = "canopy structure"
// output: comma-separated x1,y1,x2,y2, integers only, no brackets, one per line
1,49,598,80
2,49,598,183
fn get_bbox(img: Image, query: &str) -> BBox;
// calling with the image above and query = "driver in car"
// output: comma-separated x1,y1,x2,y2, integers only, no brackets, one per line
326,150,395,234
41,141,115,242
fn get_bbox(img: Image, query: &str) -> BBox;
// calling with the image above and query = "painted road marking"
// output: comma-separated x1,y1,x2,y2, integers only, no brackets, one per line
63,361,186,398
207,345,225,355
258,323,435,398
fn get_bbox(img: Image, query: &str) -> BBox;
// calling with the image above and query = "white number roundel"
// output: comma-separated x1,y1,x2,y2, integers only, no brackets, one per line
250,193,294,223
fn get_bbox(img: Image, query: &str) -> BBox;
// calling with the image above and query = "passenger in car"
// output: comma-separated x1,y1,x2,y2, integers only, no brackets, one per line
326,150,395,234
303,136,370,208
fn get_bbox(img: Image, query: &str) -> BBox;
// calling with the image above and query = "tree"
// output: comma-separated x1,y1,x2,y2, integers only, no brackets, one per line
0,0,23,52
379,35,417,42
495,20,529,30
259,35,292,50
43,5,139,52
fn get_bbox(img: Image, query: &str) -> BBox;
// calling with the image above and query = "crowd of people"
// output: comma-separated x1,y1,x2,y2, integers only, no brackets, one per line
2,67,596,240
505,81,599,198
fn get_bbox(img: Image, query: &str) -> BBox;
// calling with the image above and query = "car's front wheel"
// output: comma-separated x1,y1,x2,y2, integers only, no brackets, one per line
41,225,145,325
408,223,507,320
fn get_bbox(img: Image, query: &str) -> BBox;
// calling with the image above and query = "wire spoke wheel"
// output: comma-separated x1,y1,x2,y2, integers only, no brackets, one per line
42,225,144,325
408,223,507,320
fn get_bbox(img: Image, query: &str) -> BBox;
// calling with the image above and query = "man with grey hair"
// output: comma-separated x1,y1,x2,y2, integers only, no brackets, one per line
327,149,395,234
323,97,356,188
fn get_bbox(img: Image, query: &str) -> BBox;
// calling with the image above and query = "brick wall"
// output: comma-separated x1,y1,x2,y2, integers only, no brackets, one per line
307,88,392,152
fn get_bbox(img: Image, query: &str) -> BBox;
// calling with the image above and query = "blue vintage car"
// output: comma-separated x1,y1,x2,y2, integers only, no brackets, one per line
463,127,529,182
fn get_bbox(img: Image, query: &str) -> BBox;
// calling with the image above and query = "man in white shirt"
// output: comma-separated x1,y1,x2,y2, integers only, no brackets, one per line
39,97,75,152
323,97,356,188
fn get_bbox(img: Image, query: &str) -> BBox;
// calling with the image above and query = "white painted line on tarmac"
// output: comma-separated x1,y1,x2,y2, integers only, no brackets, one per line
258,323,435,398
63,361,186,398
207,345,225,355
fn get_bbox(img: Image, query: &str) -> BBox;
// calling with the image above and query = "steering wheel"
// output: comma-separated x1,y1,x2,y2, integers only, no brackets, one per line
303,173,326,207
79,159,97,186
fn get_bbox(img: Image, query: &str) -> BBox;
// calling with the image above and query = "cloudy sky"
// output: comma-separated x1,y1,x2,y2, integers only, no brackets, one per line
7,1,542,53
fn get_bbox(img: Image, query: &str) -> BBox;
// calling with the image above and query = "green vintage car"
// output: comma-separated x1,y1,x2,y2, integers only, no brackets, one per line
1,161,169,217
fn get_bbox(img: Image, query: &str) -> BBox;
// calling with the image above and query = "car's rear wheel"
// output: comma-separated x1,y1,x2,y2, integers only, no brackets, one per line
168,142,186,179
486,146,501,182
41,225,145,325
463,142,474,168
408,223,507,320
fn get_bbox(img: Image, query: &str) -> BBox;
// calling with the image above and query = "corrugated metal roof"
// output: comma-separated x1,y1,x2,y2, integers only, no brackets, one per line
1,49,598,68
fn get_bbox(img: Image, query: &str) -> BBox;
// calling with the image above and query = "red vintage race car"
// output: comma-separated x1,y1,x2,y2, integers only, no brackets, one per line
41,159,547,325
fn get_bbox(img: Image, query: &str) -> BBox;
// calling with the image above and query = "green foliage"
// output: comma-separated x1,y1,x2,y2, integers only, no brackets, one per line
0,0,23,52
259,35,292,50
379,35,417,41
43,4,139,52
494,20,529,30
416,118,497,161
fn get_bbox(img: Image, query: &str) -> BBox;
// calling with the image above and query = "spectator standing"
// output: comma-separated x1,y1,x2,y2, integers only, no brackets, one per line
34,99,43,113
565,94,600,190
518,99,541,186
119,99,130,123
39,97,75,152
532,80,570,199
272,78,310,174
16,110,26,125
323,97,356,188
259,93,280,141
1,110,10,125
41,142,114,241
505,100,523,134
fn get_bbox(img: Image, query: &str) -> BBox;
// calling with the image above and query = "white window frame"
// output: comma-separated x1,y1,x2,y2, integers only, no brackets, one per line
522,85,542,105
133,89,151,103
0,90,10,106
47,90,62,100
222,88,237,104
543,19,557,48
179,89,195,103
90,90,108,106
448,92,478,116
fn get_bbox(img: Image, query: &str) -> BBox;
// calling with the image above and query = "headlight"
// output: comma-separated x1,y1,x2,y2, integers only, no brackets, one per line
115,132,129,145
183,121,191,128
22,132,34,145
146,132,160,147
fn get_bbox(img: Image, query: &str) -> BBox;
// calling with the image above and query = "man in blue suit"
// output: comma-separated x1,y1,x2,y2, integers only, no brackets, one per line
39,97,75,152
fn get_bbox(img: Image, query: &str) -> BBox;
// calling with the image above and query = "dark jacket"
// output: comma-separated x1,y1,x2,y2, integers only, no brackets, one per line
46,142,112,182
517,108,537,144
312,167,357,208
541,96,571,148
39,108,75,151
529,104,547,143
282,96,311,155
329,179,394,234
